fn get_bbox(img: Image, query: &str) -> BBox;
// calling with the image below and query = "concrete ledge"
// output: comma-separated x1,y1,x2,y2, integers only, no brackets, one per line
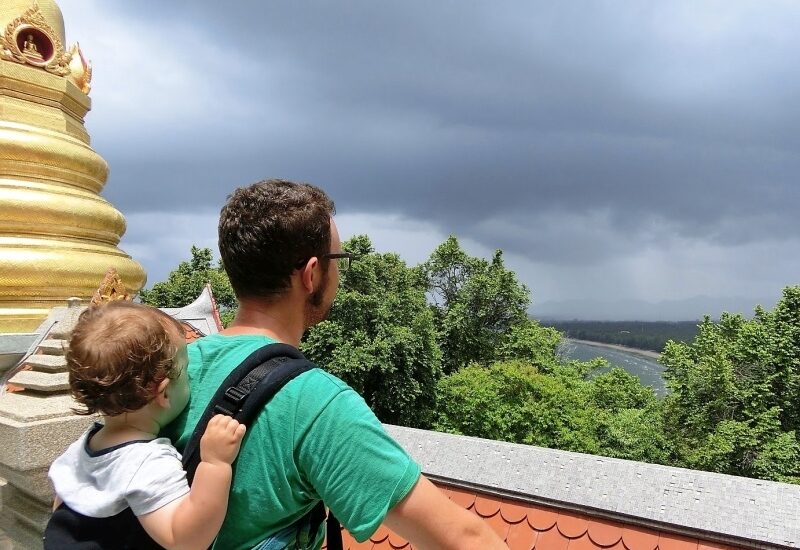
7,371,68,392
23,354,66,373
0,465,50,504
0,394,79,423
386,425,800,549
36,340,67,356
0,412,93,471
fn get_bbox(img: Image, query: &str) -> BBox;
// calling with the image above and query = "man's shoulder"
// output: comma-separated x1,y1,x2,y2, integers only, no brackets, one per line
290,367,350,392
187,335,356,413
188,335,351,390
270,366,356,421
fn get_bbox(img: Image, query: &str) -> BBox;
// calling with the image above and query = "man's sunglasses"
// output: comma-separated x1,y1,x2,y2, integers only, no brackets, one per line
295,253,358,272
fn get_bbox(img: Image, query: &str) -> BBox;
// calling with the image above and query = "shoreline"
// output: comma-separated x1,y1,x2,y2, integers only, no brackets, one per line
565,338,661,360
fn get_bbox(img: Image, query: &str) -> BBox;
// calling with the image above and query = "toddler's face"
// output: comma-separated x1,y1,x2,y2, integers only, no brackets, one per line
167,343,190,418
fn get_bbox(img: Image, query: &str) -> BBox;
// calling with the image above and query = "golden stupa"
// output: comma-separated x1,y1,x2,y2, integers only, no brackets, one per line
0,0,146,332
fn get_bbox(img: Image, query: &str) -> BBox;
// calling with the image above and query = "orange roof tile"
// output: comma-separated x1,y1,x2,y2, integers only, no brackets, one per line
557,512,589,539
528,507,558,531
475,494,500,517
537,526,571,550
180,321,204,343
507,521,538,548
587,519,623,547
326,482,751,550
500,499,529,524
622,525,660,550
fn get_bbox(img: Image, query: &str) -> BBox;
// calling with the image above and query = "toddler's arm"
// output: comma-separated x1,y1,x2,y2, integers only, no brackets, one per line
138,415,246,550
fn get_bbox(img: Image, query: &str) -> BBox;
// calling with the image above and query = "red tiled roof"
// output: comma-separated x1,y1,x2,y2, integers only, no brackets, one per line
325,482,746,550
181,321,205,343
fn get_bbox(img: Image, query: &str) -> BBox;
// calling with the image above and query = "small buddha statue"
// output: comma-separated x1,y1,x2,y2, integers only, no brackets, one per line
22,34,44,62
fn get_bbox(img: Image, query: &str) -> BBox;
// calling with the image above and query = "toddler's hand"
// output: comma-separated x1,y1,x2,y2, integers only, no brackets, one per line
199,414,246,466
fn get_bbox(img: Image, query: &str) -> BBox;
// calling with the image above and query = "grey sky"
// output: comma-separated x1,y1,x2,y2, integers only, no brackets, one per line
58,1,800,320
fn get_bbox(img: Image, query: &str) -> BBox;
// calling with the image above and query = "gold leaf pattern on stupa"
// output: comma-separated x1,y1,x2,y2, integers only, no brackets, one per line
1,0,72,75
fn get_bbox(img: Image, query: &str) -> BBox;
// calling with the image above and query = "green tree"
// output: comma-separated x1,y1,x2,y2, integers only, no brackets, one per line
435,360,668,463
302,236,443,428
661,286,800,483
423,236,530,373
497,320,563,373
139,246,237,325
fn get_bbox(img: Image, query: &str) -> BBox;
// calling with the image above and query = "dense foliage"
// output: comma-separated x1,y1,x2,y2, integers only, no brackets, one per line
302,236,442,427
140,239,800,484
435,361,668,463
542,320,700,353
423,237,530,373
660,287,800,483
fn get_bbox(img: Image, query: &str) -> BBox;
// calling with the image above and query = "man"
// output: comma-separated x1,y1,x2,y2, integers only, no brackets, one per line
165,179,507,549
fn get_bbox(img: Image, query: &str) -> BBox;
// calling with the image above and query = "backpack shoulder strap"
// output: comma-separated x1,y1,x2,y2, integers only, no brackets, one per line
181,342,313,482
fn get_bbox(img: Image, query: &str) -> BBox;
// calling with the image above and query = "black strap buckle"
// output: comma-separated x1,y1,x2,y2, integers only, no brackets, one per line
224,385,248,405
213,386,248,416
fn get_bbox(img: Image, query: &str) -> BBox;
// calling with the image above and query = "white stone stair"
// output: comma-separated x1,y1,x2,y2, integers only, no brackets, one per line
20,355,66,373
36,340,67,356
7,371,69,393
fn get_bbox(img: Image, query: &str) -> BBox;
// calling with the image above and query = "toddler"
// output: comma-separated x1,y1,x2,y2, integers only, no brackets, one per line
45,301,245,549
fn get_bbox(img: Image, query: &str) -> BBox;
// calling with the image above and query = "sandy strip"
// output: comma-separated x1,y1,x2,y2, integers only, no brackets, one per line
565,338,661,360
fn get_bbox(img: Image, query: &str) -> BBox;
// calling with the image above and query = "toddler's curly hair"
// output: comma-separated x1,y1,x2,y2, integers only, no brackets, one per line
67,301,185,416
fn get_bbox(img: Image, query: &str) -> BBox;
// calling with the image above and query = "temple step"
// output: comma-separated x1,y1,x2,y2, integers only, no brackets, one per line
7,371,69,393
6,488,49,533
37,340,67,356
21,354,66,373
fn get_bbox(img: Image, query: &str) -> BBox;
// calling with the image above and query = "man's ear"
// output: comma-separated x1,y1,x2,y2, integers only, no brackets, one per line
300,257,319,294
153,378,171,409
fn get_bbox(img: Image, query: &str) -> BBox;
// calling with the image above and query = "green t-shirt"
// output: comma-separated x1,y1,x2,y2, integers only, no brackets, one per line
164,334,421,550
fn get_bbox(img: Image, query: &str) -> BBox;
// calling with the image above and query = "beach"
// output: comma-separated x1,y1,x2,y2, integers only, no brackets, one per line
566,338,661,360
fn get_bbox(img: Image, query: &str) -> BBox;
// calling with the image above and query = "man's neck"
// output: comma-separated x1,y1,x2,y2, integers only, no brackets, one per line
223,298,304,347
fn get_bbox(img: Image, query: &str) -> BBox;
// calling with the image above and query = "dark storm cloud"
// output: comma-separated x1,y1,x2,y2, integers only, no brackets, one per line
89,1,800,265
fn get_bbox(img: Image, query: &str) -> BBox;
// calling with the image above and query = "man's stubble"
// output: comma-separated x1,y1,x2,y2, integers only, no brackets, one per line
303,268,333,328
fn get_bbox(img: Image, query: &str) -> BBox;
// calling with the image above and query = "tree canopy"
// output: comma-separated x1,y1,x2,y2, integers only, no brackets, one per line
423,236,530,373
138,239,800,484
660,287,800,483
435,360,668,464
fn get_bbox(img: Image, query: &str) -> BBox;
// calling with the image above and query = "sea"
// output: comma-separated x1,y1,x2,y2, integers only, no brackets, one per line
559,339,667,396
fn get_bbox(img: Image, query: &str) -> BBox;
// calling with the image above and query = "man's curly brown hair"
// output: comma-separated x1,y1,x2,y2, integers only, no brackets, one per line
67,301,186,416
218,179,335,300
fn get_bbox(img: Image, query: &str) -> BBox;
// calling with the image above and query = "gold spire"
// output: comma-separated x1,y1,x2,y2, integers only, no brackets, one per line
0,0,146,332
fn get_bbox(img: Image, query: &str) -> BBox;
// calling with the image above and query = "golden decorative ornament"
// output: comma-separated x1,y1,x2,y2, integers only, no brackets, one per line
0,0,146,332
90,268,131,306
0,1,71,76
67,42,91,94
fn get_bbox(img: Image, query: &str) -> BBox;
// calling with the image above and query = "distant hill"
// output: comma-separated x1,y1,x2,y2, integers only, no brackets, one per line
533,295,779,322
540,320,700,353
